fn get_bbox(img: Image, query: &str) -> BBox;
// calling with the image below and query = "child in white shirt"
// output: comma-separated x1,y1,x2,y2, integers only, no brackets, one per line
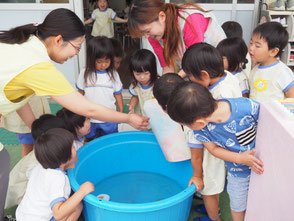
76,36,123,139
248,22,294,101
16,128,94,221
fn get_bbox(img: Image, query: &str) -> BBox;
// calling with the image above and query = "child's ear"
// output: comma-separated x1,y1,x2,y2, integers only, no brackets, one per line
269,47,279,57
196,119,206,127
200,70,210,81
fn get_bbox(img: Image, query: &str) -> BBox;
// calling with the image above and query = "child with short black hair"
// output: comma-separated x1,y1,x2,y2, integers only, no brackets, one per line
167,81,264,221
31,114,67,140
221,21,243,38
5,114,68,209
76,36,123,139
248,21,294,101
182,42,242,98
153,73,184,110
16,128,94,221
182,42,242,221
56,108,91,150
110,38,124,70
217,37,249,97
128,49,159,116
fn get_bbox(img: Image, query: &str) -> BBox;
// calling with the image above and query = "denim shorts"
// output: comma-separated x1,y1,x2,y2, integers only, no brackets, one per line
16,133,34,145
226,175,250,212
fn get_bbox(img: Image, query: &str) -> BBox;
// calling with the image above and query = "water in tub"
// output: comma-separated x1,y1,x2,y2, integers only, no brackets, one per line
94,171,183,203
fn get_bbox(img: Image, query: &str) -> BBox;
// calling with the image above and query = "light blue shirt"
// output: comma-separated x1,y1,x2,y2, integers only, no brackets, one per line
193,98,260,177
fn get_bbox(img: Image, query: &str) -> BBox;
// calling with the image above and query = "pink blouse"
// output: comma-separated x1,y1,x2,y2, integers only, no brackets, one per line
148,13,209,67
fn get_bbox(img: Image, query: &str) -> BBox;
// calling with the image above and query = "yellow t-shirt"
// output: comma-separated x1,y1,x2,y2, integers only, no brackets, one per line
4,62,74,102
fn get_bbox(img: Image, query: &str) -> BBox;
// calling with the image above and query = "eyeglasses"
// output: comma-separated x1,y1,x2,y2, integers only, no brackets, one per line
68,41,81,52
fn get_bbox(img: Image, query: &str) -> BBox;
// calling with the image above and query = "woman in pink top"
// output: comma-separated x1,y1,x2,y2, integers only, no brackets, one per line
128,0,225,75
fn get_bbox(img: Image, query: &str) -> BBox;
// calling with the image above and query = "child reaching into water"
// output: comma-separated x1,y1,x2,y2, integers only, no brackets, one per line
56,108,91,151
16,128,94,221
76,36,123,139
167,82,264,221
181,42,242,221
217,37,249,97
85,0,127,38
128,49,159,116
248,22,294,101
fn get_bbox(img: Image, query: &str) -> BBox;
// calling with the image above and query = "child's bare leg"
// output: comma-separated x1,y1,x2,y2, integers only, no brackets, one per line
231,210,245,221
21,143,33,158
64,202,84,221
202,194,220,220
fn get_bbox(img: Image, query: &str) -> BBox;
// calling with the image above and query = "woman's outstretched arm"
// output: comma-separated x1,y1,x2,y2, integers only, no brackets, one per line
51,91,149,130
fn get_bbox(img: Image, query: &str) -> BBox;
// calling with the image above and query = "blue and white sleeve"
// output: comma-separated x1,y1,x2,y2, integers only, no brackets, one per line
188,130,204,148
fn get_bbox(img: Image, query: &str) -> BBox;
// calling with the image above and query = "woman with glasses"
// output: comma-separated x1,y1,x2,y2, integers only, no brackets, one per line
0,8,149,130
0,9,148,218
128,0,226,76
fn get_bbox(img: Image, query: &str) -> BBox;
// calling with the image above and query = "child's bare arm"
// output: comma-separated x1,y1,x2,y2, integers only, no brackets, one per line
285,85,294,98
189,148,204,191
52,181,94,220
204,142,264,174
127,96,139,114
84,18,94,25
114,16,127,23
114,93,124,113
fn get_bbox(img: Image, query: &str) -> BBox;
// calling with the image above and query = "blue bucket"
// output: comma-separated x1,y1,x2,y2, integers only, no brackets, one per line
68,131,196,221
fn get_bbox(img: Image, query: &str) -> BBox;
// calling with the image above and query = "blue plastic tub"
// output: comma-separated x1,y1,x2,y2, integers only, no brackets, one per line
68,131,196,221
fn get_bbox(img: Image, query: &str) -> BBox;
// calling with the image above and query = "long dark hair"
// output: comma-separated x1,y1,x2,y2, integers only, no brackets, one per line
216,37,248,73
56,108,86,138
0,8,85,44
129,49,159,88
84,36,115,84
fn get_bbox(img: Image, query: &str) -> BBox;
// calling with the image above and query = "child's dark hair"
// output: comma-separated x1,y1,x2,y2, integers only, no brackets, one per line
84,36,114,84
167,82,216,125
31,114,67,140
182,43,224,80
56,108,86,138
110,38,123,58
129,49,159,87
0,8,85,44
35,128,74,169
253,22,288,57
153,73,184,110
222,21,243,38
216,37,248,73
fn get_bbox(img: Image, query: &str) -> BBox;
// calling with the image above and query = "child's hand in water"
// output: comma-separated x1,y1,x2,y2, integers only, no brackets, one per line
239,149,264,174
80,181,95,196
188,176,203,192
127,104,134,114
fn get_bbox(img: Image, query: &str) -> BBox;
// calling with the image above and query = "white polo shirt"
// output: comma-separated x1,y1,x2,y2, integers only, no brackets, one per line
16,164,71,221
